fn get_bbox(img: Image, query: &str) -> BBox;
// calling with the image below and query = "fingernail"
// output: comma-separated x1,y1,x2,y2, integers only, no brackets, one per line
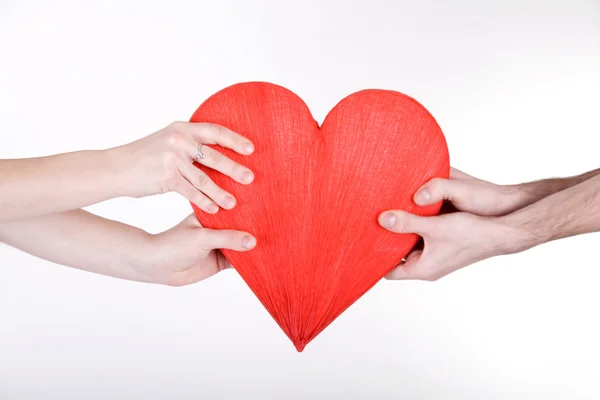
382,213,397,229
243,143,254,154
242,171,254,183
415,188,431,205
242,235,256,249
223,196,236,209
208,203,219,213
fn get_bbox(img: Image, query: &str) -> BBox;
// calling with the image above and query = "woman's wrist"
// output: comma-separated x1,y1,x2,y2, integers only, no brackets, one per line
101,144,143,199
122,231,161,284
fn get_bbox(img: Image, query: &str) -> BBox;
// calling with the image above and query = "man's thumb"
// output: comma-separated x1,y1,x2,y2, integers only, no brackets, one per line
378,210,431,236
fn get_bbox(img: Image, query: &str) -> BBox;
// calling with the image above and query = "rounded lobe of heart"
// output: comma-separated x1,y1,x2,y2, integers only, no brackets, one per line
190,82,449,351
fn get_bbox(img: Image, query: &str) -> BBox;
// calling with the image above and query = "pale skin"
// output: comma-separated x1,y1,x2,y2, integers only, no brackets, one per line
0,121,258,285
0,121,256,222
379,167,600,281
0,210,252,286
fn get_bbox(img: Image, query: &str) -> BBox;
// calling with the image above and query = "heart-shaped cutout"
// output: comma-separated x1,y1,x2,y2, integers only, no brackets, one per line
190,82,449,351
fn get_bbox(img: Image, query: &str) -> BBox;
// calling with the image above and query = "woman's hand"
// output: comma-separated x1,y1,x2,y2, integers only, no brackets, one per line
114,121,255,214
0,121,254,222
145,213,255,286
0,210,256,286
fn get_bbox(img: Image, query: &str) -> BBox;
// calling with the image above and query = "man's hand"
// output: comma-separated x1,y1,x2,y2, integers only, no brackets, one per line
378,210,514,281
379,168,600,281
413,167,524,216
375,167,527,281
415,167,600,217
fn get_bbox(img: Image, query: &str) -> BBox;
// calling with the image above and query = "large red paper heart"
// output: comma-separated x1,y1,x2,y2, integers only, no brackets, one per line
190,82,449,351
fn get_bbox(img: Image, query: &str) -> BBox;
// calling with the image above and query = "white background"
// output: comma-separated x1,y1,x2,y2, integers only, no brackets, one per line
1,0,599,398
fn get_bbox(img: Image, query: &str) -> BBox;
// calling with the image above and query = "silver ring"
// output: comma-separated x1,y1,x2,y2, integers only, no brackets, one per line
194,143,206,162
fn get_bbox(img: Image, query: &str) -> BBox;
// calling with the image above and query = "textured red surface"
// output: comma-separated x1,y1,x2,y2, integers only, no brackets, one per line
190,82,449,351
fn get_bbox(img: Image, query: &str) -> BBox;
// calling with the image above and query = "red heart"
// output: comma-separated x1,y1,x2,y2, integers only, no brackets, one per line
190,82,449,351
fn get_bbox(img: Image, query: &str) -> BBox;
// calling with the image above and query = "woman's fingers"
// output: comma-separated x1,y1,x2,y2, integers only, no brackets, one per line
193,144,254,185
171,128,254,185
171,121,254,156
178,162,237,211
198,228,257,252
174,178,219,214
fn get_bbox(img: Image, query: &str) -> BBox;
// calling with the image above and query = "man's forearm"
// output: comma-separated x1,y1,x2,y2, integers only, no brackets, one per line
0,209,152,282
0,150,126,223
500,173,600,253
509,168,600,212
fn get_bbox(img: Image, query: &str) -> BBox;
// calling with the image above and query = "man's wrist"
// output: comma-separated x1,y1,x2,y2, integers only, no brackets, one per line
506,170,599,214
493,210,550,255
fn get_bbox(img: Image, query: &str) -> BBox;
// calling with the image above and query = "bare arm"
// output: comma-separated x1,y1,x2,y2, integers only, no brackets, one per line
0,151,124,223
0,122,255,223
509,167,600,213
380,169,600,281
502,173,600,252
412,167,600,217
0,210,256,286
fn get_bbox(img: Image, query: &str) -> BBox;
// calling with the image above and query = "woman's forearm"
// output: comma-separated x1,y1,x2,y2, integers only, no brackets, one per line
0,149,126,223
0,209,152,282
0,208,255,286
0,121,257,223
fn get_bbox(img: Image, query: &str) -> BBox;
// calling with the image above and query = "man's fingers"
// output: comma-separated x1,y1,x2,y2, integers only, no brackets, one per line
378,210,431,236
386,250,423,280
386,250,443,281
199,228,257,252
414,178,468,206
216,251,233,270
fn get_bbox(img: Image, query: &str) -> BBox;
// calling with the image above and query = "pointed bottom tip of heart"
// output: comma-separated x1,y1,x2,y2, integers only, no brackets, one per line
293,340,307,352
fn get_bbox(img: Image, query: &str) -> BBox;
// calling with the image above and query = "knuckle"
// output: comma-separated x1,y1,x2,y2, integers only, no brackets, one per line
427,178,445,195
195,173,209,187
207,149,223,165
215,124,229,137
231,164,244,178
221,230,240,247
165,131,185,148
168,121,187,132
395,214,413,232
194,193,208,207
